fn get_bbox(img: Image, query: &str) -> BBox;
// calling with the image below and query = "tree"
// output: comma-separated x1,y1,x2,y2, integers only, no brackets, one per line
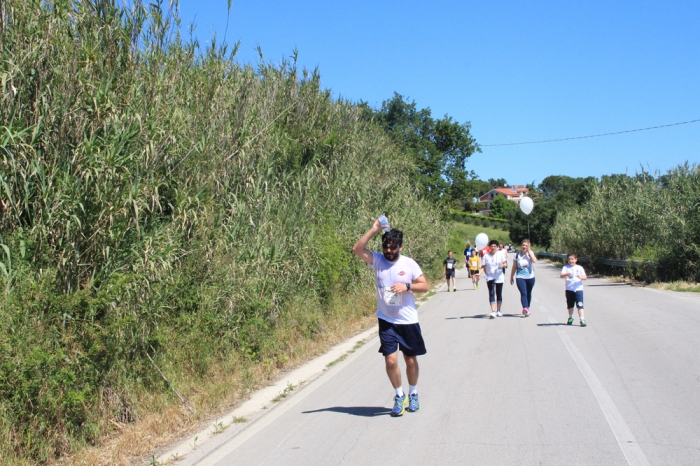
507,175,597,248
364,93,481,206
449,170,492,212
488,178,508,188
490,194,518,218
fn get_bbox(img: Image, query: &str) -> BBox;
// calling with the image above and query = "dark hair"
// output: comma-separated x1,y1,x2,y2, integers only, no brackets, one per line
382,229,403,248
489,239,498,247
567,252,578,259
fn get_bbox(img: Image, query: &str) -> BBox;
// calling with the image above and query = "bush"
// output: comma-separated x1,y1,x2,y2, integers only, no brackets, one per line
551,164,700,281
0,1,448,461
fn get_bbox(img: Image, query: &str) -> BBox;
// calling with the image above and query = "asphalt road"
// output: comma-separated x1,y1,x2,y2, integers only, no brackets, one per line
175,258,700,466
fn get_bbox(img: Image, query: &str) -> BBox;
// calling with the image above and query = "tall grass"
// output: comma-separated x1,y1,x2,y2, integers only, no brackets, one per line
551,164,700,281
0,0,447,462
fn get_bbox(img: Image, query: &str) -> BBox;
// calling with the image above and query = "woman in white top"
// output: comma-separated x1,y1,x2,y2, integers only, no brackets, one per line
509,239,537,317
481,239,507,319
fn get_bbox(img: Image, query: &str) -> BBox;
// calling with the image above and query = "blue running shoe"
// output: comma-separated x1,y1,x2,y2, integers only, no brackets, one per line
408,393,420,412
392,394,407,416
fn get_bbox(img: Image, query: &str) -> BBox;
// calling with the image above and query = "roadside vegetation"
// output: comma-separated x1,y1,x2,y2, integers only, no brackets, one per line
0,1,455,463
550,164,700,282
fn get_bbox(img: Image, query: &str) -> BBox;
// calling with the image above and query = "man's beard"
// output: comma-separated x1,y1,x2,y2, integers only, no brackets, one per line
383,250,400,261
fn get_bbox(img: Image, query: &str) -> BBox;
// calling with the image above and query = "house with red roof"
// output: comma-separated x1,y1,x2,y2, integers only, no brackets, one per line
478,185,529,215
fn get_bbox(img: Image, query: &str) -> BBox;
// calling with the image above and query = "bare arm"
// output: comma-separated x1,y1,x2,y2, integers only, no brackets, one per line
509,258,517,284
390,274,429,294
352,220,383,265
529,250,538,263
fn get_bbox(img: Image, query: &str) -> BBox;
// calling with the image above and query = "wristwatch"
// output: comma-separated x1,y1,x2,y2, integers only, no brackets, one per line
406,283,411,292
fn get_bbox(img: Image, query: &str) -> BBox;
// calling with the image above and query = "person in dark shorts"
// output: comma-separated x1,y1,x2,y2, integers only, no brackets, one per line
560,252,588,326
444,250,457,292
353,219,429,416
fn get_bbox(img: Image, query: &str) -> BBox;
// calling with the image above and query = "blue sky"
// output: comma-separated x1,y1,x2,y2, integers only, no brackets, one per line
177,0,700,186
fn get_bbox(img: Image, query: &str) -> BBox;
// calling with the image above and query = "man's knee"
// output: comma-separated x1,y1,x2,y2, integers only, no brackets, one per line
385,352,399,369
403,355,418,368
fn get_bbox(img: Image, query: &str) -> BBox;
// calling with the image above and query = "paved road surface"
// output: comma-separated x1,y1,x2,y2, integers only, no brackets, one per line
174,259,700,466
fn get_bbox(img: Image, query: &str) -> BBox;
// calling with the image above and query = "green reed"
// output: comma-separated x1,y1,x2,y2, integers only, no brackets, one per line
0,0,447,461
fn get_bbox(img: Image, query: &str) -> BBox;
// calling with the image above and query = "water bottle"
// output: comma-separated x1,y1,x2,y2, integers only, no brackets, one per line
378,214,391,233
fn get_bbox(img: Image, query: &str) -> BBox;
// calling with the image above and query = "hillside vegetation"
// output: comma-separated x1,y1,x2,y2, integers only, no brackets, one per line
551,165,700,281
0,1,447,462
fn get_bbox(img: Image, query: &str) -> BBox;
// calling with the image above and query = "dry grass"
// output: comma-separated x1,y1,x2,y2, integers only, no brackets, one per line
49,291,378,466
648,281,700,293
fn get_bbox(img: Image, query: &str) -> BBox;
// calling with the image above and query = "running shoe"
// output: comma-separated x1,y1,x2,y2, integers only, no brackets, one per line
580,319,587,327
522,308,530,317
392,394,407,416
453,288,456,292
567,317,573,325
408,393,420,412
496,311,503,317
489,312,496,319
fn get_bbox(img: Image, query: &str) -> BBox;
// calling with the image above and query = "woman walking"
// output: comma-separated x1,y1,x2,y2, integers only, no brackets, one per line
481,240,507,319
510,239,537,317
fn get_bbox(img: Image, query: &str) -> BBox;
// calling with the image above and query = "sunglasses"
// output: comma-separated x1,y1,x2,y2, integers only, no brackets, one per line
383,244,399,251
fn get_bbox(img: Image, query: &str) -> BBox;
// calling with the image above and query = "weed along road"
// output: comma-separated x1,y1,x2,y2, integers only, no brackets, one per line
164,260,700,466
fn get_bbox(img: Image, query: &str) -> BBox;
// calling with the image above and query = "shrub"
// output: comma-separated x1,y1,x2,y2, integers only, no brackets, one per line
0,1,448,461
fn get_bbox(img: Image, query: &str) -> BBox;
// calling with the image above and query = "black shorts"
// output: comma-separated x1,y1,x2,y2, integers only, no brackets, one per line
445,270,455,279
377,318,427,357
565,290,584,309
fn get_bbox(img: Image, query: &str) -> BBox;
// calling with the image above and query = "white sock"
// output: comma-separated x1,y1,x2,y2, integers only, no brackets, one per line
395,387,404,397
409,385,418,395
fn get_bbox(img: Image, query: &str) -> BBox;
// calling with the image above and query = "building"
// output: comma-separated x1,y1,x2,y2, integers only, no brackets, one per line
478,185,529,215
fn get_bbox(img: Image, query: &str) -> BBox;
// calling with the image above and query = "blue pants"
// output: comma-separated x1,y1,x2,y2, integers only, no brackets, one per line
516,277,536,308
486,280,503,305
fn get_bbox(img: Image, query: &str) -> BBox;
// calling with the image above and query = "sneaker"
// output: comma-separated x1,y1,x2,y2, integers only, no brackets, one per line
522,308,530,317
496,311,503,317
567,317,573,325
408,393,420,412
489,312,496,319
580,319,587,327
392,394,407,416
453,288,456,292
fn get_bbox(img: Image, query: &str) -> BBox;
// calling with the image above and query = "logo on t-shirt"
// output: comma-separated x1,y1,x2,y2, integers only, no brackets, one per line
398,271,405,276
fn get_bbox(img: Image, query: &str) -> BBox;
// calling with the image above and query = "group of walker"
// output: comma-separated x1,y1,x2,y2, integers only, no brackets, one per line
456,238,588,325
352,217,589,418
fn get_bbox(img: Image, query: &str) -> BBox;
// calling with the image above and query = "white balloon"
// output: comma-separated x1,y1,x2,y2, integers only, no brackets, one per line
520,197,534,215
475,233,489,250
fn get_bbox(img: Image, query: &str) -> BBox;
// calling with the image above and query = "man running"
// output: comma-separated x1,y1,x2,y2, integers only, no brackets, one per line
444,250,457,292
353,219,429,416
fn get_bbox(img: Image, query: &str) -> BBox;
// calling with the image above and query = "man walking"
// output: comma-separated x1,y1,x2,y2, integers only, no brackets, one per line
353,219,429,416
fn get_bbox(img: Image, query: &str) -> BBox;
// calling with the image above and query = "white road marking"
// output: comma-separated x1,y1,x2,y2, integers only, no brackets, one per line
549,317,650,466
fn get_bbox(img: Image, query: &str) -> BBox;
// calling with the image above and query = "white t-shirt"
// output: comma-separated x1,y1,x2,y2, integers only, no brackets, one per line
562,264,585,291
371,252,423,324
482,250,506,283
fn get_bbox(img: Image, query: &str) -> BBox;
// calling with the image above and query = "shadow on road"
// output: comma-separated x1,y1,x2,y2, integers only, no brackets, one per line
446,314,524,320
302,406,392,417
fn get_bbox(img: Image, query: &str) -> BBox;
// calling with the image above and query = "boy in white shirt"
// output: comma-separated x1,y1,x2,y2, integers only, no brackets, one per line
560,253,588,327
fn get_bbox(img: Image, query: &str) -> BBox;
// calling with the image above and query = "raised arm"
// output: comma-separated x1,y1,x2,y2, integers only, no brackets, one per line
352,219,384,265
